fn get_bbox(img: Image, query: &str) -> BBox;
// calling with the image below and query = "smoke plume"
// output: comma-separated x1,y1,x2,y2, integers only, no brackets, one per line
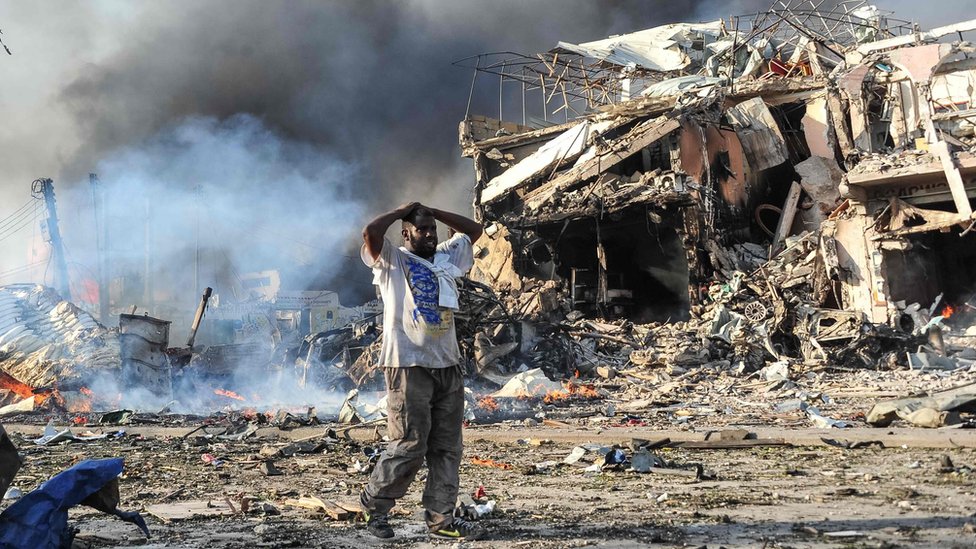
2,0,973,308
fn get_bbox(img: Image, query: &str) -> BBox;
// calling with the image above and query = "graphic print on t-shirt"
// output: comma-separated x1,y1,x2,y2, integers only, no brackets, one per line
404,256,450,335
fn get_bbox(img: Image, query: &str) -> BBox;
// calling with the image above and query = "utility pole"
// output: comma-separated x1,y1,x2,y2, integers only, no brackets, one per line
90,174,110,323
35,178,71,300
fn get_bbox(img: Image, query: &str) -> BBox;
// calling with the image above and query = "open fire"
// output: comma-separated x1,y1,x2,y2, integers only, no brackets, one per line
214,388,246,401
467,378,605,424
543,381,601,404
470,456,513,470
476,395,499,412
0,370,53,405
71,386,94,413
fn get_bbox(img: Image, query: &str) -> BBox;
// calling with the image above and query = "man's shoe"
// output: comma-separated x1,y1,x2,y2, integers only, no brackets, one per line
364,511,394,539
429,517,486,540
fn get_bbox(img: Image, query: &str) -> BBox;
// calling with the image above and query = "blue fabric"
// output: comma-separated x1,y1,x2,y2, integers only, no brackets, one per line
0,458,149,549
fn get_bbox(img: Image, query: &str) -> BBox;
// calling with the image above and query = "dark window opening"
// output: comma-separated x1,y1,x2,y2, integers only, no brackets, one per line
539,210,691,322
883,230,976,313
866,84,895,151
769,102,811,165
745,102,812,243
617,139,674,178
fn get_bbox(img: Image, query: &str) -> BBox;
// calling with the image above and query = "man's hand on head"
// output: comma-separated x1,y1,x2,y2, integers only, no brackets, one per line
364,202,422,262
425,206,483,244
397,202,422,219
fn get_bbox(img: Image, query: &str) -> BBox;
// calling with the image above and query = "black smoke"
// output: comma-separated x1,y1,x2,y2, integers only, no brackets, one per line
2,0,793,308
54,0,769,304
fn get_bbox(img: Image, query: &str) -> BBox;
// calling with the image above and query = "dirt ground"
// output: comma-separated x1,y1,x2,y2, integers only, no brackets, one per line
4,420,976,549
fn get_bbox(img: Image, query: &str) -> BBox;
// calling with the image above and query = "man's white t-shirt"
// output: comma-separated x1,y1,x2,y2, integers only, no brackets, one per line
360,233,474,368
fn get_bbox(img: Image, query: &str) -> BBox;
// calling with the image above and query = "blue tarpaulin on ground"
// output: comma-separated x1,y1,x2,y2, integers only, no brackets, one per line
0,457,149,549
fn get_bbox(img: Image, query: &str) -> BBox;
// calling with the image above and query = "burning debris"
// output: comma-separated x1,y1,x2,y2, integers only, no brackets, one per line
0,284,118,414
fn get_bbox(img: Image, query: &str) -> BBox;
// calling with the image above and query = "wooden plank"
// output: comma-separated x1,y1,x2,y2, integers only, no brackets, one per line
931,140,974,217
770,181,802,258
285,496,351,520
335,500,366,514
316,498,352,520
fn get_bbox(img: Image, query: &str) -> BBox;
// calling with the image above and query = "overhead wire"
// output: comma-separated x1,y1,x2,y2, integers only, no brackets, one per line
0,199,35,227
0,201,39,235
0,259,47,281
0,203,40,243
0,205,40,242
0,198,38,228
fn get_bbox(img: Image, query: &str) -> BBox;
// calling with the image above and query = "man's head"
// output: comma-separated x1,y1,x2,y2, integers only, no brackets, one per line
401,206,437,259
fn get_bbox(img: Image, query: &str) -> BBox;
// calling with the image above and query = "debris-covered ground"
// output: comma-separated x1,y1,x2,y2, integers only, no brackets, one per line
4,360,976,548
3,419,976,548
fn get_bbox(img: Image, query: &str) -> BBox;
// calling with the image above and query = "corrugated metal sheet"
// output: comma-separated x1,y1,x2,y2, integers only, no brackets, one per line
119,314,171,397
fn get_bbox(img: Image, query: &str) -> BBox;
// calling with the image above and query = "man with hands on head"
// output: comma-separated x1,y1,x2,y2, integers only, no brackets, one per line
358,201,484,540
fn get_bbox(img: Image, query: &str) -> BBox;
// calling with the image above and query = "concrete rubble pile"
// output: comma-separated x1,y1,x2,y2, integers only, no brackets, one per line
445,2,976,421
0,284,119,395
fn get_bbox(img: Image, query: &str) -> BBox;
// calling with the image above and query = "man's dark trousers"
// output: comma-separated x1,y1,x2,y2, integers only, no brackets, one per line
361,364,465,529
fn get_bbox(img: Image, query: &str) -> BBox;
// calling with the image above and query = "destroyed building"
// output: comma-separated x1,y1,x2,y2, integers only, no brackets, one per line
457,4,976,373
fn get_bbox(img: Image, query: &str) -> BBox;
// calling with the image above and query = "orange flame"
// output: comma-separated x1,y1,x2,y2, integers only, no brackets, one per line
543,381,600,404
471,456,513,470
0,370,52,405
0,371,36,401
214,388,245,401
72,395,93,413
942,305,956,318
477,396,499,413
543,390,569,404
68,386,95,412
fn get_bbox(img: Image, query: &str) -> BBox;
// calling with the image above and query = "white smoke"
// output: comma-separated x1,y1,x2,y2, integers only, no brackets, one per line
57,114,365,314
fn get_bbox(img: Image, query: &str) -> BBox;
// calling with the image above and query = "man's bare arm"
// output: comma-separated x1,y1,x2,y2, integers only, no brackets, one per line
428,207,483,244
362,202,419,261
